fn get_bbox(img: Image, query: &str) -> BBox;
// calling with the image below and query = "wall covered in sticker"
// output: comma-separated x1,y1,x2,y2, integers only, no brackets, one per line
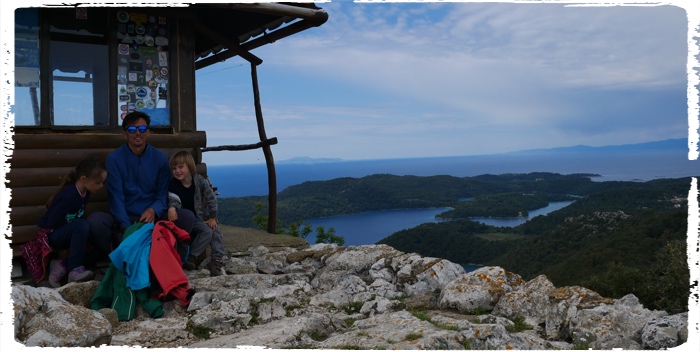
116,11,170,126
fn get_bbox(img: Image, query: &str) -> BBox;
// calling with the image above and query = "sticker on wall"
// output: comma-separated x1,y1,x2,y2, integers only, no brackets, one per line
135,35,144,44
144,35,154,46
119,85,127,94
158,52,168,67
118,66,127,75
129,61,143,72
135,100,145,109
117,11,130,23
136,87,148,99
121,112,127,120
145,58,153,69
122,34,133,44
120,104,128,111
119,94,130,102
159,16,166,25
118,44,129,55
130,13,147,25
155,36,168,46
118,75,127,85
147,80,157,89
149,15,157,23
127,84,136,93
145,100,155,109
135,25,146,35
146,70,153,81
160,67,168,77
140,47,157,57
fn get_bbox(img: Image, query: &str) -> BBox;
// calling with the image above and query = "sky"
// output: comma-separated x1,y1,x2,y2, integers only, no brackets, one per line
192,0,699,166
0,1,697,165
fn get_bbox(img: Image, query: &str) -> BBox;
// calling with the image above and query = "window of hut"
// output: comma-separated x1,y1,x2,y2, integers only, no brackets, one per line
48,8,110,127
14,8,41,126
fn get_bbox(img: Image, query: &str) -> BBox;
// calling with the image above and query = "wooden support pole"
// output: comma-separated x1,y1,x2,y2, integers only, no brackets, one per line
250,63,278,234
201,137,278,152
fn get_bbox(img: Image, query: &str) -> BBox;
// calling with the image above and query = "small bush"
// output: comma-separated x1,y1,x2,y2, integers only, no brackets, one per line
505,316,533,333
405,333,423,341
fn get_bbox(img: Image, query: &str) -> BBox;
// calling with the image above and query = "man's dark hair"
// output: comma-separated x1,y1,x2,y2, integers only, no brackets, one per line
121,111,151,130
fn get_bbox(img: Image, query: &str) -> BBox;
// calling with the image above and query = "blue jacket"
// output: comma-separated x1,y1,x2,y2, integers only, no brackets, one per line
109,222,154,290
106,143,170,230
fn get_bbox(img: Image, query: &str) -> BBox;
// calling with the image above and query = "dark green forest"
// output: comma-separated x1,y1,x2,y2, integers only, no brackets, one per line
217,173,693,314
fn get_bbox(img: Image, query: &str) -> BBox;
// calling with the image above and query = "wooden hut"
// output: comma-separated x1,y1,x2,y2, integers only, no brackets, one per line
7,3,328,258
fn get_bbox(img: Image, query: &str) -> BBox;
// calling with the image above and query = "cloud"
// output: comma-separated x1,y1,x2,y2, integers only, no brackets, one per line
197,1,692,164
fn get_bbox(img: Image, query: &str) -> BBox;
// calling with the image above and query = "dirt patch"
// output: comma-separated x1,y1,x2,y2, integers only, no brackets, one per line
220,224,311,254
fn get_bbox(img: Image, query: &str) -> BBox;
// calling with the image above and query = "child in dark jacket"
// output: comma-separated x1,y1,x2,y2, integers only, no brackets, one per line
167,151,225,276
38,158,108,287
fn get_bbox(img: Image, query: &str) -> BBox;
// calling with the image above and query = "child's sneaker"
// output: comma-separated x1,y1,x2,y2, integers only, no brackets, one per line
48,260,67,288
67,266,94,283
206,259,224,277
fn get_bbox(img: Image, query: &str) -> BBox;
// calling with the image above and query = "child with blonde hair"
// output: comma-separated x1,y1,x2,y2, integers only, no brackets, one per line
167,151,225,276
39,158,108,287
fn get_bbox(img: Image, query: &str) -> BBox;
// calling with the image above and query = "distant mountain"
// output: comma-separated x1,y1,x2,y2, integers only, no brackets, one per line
505,138,687,155
278,156,345,164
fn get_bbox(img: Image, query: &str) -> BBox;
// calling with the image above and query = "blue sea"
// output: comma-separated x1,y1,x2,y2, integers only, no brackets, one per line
207,151,698,198
207,149,697,265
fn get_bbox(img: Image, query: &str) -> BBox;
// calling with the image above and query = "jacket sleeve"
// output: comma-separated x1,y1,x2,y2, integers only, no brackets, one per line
168,192,182,209
106,152,131,230
149,151,171,218
198,174,218,219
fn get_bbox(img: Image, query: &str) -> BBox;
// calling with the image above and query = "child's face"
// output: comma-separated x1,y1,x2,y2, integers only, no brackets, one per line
84,170,107,193
172,163,190,181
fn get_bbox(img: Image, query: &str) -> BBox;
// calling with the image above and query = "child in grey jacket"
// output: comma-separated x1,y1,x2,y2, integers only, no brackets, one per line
167,151,225,276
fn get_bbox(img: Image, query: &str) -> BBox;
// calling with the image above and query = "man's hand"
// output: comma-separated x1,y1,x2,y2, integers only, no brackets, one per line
139,208,157,223
167,207,179,222
205,218,217,230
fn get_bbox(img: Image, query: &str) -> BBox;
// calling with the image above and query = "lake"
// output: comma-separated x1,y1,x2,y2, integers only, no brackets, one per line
303,201,574,246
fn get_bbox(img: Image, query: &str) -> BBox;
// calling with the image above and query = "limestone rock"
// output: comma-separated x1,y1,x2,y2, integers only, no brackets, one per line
12,285,112,347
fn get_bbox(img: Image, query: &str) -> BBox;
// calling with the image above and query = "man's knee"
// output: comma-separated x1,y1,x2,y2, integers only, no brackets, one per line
175,209,195,232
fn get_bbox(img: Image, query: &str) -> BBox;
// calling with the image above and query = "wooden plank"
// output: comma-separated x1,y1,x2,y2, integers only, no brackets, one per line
9,149,112,168
8,225,39,244
6,167,73,188
9,202,109,228
8,186,109,208
12,131,206,149
9,147,204,169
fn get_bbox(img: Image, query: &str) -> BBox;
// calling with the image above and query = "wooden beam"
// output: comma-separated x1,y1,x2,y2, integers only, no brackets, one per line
201,138,278,152
192,21,262,66
250,63,278,234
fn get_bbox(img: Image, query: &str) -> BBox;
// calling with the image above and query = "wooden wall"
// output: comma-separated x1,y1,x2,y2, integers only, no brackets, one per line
8,131,207,256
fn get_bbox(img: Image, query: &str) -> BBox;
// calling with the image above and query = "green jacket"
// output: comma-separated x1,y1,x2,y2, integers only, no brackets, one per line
90,223,164,321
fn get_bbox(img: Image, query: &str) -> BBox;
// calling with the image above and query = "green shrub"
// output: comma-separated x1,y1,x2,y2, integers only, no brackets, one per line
505,316,533,333
405,333,423,341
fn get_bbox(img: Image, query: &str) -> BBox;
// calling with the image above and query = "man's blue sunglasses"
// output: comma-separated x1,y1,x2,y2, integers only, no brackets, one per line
126,125,148,134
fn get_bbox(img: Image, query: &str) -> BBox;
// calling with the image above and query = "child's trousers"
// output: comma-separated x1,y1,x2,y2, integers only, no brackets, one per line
190,222,224,261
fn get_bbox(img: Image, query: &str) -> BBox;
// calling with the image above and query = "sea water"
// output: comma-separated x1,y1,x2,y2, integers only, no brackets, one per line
206,150,697,246
207,152,698,198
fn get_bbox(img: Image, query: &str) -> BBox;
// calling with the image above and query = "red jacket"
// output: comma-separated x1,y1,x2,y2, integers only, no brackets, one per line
150,221,194,306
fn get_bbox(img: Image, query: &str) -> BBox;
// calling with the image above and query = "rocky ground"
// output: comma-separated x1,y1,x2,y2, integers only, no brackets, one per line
10,225,692,349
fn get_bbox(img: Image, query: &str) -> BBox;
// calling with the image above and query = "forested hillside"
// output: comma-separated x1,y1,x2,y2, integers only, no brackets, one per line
218,172,657,227
216,173,692,314
378,177,691,313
